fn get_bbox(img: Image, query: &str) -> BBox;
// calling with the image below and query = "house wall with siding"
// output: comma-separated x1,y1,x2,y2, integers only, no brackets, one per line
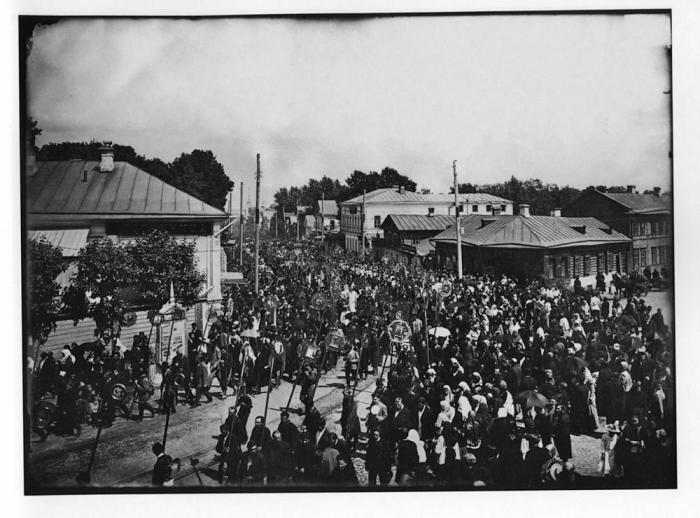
37,306,197,356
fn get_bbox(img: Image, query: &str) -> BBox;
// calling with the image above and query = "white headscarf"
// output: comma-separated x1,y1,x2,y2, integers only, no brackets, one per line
407,429,427,463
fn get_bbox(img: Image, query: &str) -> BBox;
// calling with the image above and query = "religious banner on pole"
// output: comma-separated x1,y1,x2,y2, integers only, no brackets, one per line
160,318,188,364
325,328,346,352
387,315,411,344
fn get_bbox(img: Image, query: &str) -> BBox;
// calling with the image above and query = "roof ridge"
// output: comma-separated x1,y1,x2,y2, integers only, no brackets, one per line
508,215,544,245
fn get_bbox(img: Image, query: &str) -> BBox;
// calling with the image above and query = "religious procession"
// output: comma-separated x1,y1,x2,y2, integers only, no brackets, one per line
28,238,675,490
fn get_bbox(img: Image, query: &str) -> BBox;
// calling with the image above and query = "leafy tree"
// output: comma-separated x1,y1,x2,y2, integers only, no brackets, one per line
27,116,42,147
66,237,135,338
344,167,417,199
65,232,205,337
128,230,205,308
274,176,347,217
28,237,66,352
169,150,234,210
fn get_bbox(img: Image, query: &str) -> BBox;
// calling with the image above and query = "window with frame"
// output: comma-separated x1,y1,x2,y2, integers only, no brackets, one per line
428,208,435,216
501,204,507,212
486,204,492,213
374,215,381,228
659,246,666,264
472,204,478,212
639,248,647,266
651,247,658,264
633,249,640,268
556,256,567,277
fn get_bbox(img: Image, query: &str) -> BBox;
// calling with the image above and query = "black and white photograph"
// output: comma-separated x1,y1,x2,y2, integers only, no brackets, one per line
14,4,691,502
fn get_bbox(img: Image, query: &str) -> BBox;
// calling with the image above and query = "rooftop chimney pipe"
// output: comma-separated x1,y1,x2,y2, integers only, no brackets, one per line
653,186,661,197
626,185,636,193
552,208,561,217
519,204,531,218
99,142,114,172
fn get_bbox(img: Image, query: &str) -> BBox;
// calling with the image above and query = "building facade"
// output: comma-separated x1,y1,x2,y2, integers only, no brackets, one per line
376,214,454,264
339,186,513,253
26,145,228,353
431,206,632,287
316,199,340,233
564,188,672,275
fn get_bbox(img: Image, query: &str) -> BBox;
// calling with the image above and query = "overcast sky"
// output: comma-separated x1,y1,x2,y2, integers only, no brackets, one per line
27,14,671,207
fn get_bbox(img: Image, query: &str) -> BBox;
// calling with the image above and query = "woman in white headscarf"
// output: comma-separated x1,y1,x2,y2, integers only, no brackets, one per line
435,399,455,430
406,428,428,482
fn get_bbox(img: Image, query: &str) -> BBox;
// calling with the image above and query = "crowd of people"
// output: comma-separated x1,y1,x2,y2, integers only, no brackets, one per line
29,239,676,489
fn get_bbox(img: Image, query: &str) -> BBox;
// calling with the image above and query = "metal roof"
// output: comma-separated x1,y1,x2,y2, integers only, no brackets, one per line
318,200,338,216
431,214,630,249
28,228,89,257
340,187,513,206
598,191,671,214
382,214,454,232
403,238,435,256
28,160,227,219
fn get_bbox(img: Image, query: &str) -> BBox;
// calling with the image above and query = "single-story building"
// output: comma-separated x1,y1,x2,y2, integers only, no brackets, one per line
26,143,228,355
430,204,632,286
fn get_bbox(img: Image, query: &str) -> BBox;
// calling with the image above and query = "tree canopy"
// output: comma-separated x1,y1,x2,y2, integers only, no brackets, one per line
64,232,205,337
128,230,205,308
65,237,136,337
37,140,234,210
451,176,667,215
28,237,66,346
273,167,417,216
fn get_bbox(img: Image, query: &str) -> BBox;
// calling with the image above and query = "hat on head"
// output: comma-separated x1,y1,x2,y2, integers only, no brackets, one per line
458,381,470,392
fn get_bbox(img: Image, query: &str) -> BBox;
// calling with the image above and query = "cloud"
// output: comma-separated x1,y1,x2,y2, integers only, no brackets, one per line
27,14,671,204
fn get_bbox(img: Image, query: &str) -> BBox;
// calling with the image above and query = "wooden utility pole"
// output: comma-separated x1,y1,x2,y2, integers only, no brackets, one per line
361,189,366,258
254,154,261,294
321,191,325,244
228,189,233,223
239,181,244,267
296,198,300,241
453,160,463,279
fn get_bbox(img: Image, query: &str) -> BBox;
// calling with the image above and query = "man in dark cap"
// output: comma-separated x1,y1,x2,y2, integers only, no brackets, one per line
151,442,180,486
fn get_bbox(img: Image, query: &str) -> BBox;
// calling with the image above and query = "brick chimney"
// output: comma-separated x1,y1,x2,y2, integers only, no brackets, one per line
551,208,561,217
398,185,405,194
653,186,661,197
518,204,531,218
626,185,636,193
99,142,114,172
